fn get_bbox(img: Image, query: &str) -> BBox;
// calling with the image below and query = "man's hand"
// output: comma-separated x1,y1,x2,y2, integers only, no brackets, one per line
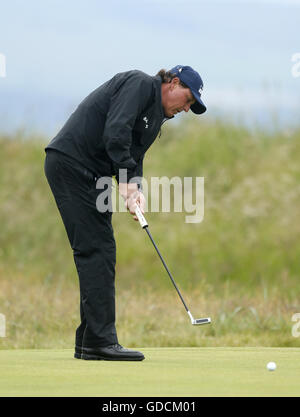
118,182,139,201
119,183,146,221
126,191,146,220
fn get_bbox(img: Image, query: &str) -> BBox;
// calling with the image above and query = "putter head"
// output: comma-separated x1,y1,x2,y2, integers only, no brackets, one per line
192,317,211,325
188,310,211,325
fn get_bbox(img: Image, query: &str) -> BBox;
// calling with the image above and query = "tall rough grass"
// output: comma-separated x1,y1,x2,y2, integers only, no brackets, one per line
0,119,300,348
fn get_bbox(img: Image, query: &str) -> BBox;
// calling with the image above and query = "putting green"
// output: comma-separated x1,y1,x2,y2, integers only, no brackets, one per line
0,348,299,397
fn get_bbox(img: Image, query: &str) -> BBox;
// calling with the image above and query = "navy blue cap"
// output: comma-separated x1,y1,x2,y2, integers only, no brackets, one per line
170,65,206,115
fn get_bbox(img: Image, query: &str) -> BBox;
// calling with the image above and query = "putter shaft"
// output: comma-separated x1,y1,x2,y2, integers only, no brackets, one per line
144,227,189,312
135,205,211,325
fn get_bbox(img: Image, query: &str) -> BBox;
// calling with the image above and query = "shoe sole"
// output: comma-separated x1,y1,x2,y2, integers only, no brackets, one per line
81,353,145,361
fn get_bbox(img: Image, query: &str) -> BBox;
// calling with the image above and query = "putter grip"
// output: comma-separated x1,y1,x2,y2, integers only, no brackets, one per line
135,205,148,228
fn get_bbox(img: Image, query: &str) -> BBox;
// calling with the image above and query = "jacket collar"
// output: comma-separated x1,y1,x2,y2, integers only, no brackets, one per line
152,75,165,120
152,75,174,121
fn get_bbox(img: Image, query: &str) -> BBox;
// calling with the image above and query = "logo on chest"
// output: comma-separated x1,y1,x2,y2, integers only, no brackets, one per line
143,116,149,129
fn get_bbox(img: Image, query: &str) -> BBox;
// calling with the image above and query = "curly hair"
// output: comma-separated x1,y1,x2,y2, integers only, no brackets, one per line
156,69,188,89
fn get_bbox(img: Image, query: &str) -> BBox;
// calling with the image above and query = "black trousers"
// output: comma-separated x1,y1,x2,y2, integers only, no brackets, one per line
44,149,118,347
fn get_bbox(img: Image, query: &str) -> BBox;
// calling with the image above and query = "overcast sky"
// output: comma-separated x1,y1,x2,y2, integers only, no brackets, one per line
0,0,299,134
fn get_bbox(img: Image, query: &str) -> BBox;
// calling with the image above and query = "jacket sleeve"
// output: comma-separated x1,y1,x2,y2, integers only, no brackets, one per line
115,154,144,189
102,73,153,182
134,155,144,190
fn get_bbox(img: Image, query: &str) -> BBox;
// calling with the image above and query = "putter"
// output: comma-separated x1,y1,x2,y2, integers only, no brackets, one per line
135,205,211,326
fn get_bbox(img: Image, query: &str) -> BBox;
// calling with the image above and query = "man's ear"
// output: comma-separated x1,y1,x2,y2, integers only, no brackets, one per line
170,77,180,91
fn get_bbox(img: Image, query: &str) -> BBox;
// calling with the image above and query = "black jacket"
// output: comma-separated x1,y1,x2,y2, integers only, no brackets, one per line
45,70,169,184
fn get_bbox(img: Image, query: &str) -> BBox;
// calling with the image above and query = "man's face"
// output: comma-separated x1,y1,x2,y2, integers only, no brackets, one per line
161,77,196,117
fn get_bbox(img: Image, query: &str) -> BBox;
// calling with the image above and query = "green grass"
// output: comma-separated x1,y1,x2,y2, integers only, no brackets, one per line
1,348,300,396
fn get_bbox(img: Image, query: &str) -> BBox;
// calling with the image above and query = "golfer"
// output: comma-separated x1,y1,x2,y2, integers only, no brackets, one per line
44,65,206,361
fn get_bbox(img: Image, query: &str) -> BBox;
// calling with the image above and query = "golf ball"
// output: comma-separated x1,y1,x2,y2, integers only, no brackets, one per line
267,362,276,371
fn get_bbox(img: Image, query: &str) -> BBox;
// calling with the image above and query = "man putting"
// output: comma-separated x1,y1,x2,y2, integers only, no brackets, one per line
44,65,206,361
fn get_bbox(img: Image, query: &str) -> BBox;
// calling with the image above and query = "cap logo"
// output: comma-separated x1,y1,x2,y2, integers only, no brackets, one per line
178,67,182,73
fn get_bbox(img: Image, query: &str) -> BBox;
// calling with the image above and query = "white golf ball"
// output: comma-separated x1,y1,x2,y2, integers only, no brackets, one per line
267,362,276,371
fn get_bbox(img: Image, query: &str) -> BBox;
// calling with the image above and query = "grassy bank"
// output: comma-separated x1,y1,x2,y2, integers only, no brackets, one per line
0,275,298,348
0,120,300,348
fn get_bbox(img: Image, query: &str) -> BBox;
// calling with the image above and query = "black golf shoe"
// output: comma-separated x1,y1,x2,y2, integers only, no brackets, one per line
74,345,83,359
81,343,145,361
